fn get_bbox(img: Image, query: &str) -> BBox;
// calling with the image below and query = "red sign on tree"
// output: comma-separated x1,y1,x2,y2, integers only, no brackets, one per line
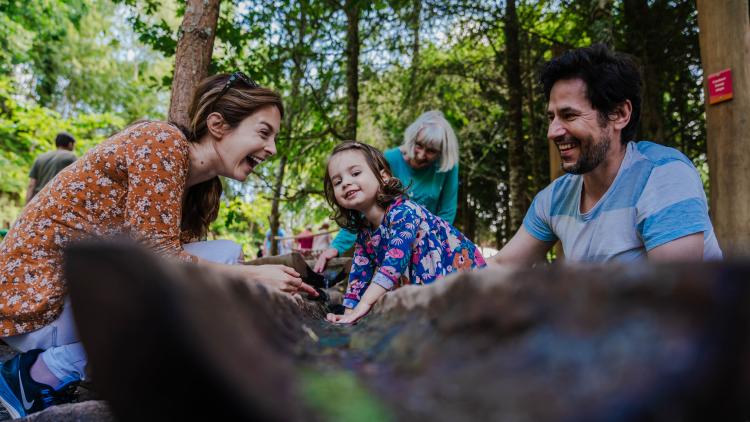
707,69,733,105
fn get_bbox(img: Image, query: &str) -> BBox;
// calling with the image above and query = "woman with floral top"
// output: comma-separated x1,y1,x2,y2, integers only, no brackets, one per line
0,72,317,418
322,141,485,325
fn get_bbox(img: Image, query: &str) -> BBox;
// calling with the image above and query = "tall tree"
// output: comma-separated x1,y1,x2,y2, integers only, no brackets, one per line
697,0,750,256
622,0,665,142
402,0,421,117
504,0,527,233
269,0,310,255
169,0,220,127
343,0,361,140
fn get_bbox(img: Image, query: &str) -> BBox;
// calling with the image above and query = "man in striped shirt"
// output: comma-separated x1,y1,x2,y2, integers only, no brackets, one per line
491,44,722,265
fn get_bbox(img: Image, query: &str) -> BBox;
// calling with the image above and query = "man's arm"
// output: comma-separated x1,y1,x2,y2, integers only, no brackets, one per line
25,178,37,204
490,227,555,267
647,232,703,261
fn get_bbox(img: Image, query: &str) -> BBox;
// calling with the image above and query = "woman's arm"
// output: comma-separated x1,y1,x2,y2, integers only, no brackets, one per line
313,228,357,273
194,256,318,296
436,165,459,224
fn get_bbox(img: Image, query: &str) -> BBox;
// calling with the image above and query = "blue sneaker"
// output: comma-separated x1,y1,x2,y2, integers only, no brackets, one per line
0,349,78,419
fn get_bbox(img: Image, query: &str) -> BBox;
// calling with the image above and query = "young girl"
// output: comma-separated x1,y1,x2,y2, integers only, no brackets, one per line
323,141,486,324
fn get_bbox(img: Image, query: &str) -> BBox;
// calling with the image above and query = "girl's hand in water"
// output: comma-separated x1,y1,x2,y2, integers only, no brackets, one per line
314,248,339,273
247,264,319,297
326,283,386,324
326,303,371,325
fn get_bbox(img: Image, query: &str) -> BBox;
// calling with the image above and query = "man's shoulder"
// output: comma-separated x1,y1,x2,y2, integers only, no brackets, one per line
35,150,56,162
57,150,77,161
632,141,693,168
538,173,579,202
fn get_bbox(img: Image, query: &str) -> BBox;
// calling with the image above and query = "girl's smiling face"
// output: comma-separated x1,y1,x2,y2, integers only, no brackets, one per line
327,149,383,212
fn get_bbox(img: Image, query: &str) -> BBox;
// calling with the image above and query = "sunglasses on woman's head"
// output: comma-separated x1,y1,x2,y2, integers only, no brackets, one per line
216,71,259,102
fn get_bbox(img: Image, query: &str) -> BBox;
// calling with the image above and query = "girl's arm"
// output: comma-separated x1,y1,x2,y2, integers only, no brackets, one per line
328,205,421,324
368,206,420,292
341,237,376,309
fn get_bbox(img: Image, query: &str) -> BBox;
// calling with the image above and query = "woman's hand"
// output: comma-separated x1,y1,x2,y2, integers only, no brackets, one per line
193,257,319,297
244,264,318,297
314,248,339,273
326,303,371,325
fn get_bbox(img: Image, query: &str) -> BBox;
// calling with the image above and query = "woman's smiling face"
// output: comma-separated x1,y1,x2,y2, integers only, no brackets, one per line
214,105,281,181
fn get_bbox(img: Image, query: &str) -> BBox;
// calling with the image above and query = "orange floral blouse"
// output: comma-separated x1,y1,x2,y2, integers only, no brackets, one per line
0,121,198,336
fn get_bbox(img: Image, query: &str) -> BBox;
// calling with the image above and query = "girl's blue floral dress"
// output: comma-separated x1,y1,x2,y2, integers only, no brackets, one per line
344,196,486,309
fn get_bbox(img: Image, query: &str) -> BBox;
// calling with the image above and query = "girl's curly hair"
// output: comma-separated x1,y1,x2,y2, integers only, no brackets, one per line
323,141,407,231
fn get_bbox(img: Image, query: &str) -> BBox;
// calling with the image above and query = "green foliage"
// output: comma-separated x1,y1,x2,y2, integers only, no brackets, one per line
1,0,171,121
0,75,125,226
0,76,125,174
209,196,272,257
0,0,708,249
300,369,393,422
0,0,168,228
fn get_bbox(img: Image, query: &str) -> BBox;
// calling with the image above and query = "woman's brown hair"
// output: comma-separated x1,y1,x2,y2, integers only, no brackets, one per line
175,73,284,242
323,141,407,231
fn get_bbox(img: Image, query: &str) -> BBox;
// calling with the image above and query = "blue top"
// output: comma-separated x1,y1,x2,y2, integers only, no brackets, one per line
343,196,485,309
523,141,722,262
331,147,459,254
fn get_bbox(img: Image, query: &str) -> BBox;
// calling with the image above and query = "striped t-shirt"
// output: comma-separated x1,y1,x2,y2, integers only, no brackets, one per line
523,141,722,262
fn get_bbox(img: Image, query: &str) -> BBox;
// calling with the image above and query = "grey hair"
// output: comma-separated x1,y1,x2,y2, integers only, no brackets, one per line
402,110,459,172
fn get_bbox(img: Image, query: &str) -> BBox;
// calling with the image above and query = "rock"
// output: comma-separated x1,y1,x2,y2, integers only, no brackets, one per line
344,263,750,421
246,253,352,288
0,343,15,362
64,240,317,421
61,240,750,421
19,401,112,422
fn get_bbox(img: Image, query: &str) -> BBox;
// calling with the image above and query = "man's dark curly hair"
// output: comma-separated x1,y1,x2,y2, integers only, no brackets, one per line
324,141,407,231
540,43,642,144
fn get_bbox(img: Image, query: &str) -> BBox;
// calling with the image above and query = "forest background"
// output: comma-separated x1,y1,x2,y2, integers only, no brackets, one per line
0,0,706,257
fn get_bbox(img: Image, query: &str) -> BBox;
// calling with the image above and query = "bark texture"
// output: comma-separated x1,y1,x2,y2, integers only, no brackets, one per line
504,0,528,234
697,0,750,256
344,0,361,140
168,0,221,128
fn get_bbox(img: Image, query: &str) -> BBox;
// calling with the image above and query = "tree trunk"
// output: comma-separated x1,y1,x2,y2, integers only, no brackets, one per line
269,156,288,256
623,0,665,142
168,0,221,127
344,0,361,140
697,0,750,257
504,0,527,234
403,0,421,115
548,43,566,185
523,32,548,194
590,0,614,46
268,3,308,256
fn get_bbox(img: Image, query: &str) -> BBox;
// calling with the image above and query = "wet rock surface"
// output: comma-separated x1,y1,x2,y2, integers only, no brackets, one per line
333,264,750,421
18,400,113,422
45,241,750,421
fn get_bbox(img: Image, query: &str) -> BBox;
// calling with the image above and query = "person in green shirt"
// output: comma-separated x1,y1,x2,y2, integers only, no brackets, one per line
314,110,460,273
26,132,77,204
